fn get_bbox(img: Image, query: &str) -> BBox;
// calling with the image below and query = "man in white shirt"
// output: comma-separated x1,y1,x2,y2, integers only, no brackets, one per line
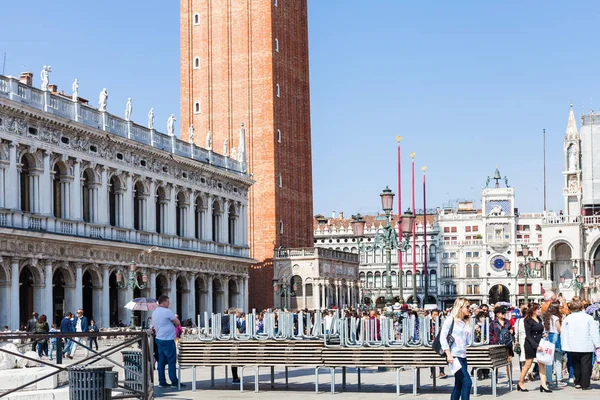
152,295,185,388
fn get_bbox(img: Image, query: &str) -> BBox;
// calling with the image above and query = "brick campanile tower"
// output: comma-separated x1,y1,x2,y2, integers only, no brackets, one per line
180,0,314,310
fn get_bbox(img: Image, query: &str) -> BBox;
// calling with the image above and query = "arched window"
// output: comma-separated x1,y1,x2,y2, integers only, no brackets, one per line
473,263,480,278
176,191,187,237
374,272,381,288
406,271,412,288
279,219,284,234
366,272,373,288
82,168,97,223
276,84,280,98
277,129,281,142
404,245,412,263
194,57,200,69
195,195,203,240
133,181,146,231
359,272,365,285
193,13,200,25
430,270,437,288
451,264,457,278
212,200,220,242
416,271,422,287
429,244,437,261
391,271,397,288
305,282,313,297
194,101,201,114
292,275,302,296
20,154,37,213
52,163,69,219
228,203,236,245
275,38,279,52
466,264,472,278
415,245,421,262
156,186,168,234
109,175,122,227
278,173,282,188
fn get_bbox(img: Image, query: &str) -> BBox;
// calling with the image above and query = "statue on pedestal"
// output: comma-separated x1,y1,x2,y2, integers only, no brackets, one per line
125,98,132,121
40,66,52,91
223,139,229,156
99,88,108,112
72,78,79,102
148,108,155,129
167,114,176,136
206,131,212,151
188,125,195,144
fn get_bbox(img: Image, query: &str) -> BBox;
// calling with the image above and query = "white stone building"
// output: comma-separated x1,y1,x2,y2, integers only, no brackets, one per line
272,247,360,310
541,106,600,300
313,212,440,308
437,177,545,308
0,71,253,329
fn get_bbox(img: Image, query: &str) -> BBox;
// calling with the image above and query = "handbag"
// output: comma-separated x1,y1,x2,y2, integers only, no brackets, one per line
513,342,521,355
535,338,555,365
432,318,455,357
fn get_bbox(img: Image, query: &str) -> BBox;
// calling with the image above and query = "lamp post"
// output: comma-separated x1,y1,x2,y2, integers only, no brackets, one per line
560,274,586,292
273,275,296,310
116,260,149,326
519,244,544,304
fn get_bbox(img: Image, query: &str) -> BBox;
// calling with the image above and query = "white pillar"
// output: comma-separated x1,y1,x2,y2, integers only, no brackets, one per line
124,174,133,229
71,159,82,220
207,275,214,315
147,180,156,232
188,190,196,239
10,258,20,330
185,275,194,321
149,271,156,300
102,266,110,328
168,187,177,236
41,151,52,215
222,198,229,244
74,263,83,311
44,261,53,325
98,167,108,224
0,166,5,209
206,195,213,242
6,143,18,209
170,274,177,315
118,288,129,324
222,277,229,310
321,283,326,309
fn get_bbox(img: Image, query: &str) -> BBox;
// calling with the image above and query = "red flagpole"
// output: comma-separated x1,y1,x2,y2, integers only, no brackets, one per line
422,166,428,304
397,136,402,273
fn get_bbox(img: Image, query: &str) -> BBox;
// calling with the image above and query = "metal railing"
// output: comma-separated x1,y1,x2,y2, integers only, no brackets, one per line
0,331,154,399
192,311,491,349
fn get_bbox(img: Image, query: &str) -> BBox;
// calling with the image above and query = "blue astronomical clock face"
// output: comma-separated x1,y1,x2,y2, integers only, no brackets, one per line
491,256,506,271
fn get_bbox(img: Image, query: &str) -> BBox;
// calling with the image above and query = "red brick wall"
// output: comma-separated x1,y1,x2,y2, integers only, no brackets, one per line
181,0,313,311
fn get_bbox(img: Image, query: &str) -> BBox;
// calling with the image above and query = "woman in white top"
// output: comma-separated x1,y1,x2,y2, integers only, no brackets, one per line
543,302,565,388
441,297,473,400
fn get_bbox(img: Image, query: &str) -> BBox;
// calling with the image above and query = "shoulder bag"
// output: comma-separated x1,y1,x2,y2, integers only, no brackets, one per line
432,318,455,357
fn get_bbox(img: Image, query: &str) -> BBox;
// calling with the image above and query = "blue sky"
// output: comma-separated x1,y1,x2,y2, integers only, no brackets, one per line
1,1,599,216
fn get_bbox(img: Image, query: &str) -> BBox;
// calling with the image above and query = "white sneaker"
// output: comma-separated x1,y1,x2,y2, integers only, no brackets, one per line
568,378,574,385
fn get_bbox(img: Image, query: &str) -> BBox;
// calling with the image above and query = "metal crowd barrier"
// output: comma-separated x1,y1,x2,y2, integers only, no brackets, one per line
191,310,490,348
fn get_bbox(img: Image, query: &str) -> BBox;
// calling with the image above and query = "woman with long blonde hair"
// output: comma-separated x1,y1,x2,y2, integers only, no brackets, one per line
441,297,473,400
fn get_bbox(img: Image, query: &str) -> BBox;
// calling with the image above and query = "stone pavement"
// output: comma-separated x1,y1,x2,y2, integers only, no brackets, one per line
154,362,600,399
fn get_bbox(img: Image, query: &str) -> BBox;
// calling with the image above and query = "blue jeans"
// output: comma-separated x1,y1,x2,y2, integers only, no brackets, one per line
567,352,575,379
155,339,178,386
545,333,563,383
48,342,56,360
451,357,471,400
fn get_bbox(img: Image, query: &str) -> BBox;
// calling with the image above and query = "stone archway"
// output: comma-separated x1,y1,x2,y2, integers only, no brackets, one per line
593,244,600,276
19,266,35,328
195,276,206,324
489,284,510,304
550,242,573,283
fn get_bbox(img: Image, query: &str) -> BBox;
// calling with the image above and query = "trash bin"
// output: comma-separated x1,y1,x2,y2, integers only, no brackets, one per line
68,365,113,400
122,350,143,393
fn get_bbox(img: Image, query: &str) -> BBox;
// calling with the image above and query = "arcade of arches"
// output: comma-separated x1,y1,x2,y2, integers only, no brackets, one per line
0,254,248,330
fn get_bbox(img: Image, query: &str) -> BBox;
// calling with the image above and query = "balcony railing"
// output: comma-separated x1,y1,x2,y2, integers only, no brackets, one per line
0,74,246,175
542,215,581,225
0,209,250,258
274,247,359,263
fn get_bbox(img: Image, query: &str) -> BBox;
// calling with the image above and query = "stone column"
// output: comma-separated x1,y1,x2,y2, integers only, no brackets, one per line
222,277,229,310
314,281,321,311
321,283,326,309
44,260,53,325
185,275,194,321
188,190,196,239
347,285,351,307
303,283,307,310
102,266,110,328
149,270,156,300
168,185,177,236
206,195,213,242
71,159,82,220
74,263,83,310
124,173,134,229
207,274,214,315
222,198,229,244
118,287,129,325
41,151,52,215
147,180,156,232
97,167,108,224
6,142,18,209
10,258,20,330
170,273,177,315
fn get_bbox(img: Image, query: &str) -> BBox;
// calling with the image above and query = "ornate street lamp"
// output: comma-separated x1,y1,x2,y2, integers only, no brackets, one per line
116,260,149,326
273,275,295,310
519,244,544,304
